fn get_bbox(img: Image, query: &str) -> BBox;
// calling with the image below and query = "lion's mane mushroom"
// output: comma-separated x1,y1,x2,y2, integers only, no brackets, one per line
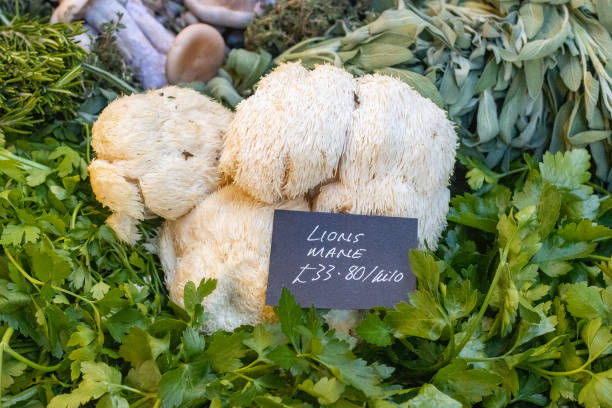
313,74,457,250
184,0,258,28
166,23,226,85
219,62,356,204
159,185,308,333
88,64,458,334
89,86,233,244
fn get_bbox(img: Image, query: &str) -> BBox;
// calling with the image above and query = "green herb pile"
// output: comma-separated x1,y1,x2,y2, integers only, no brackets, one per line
0,12,87,140
273,0,612,186
244,0,377,57
1,3,612,408
2,138,612,406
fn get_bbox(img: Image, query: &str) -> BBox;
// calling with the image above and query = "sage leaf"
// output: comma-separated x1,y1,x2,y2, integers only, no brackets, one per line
440,67,460,105
499,76,528,144
584,72,600,125
518,6,570,61
520,3,545,39
596,0,612,32
377,67,445,108
524,59,545,98
351,43,413,70
477,90,499,143
569,130,612,145
590,140,609,180
560,53,582,92
449,73,478,118
474,58,498,94
550,100,573,153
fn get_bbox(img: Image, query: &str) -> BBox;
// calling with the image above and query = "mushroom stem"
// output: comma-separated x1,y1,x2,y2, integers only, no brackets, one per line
184,0,256,29
119,0,175,54
85,0,167,89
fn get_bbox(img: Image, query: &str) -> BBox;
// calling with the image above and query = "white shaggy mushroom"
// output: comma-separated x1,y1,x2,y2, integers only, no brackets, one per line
313,73,457,251
159,185,309,333
219,63,357,204
342,74,457,195
313,182,450,250
89,86,233,244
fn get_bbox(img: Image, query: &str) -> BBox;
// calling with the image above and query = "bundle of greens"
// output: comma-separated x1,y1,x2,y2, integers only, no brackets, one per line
274,0,612,186
356,148,612,407
244,0,378,56
2,112,611,408
0,12,87,141
1,6,611,407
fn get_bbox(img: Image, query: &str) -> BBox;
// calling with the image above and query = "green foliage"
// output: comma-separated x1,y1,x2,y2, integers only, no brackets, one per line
2,9,612,407
0,14,87,140
1,97,612,408
0,0,51,18
275,0,612,185
245,0,377,56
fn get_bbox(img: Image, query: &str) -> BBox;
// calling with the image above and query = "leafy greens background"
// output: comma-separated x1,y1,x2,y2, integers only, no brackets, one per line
1,2,612,407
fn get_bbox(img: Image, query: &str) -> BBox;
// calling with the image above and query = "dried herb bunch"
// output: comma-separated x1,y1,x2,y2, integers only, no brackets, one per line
244,0,376,56
0,12,87,140
276,0,612,186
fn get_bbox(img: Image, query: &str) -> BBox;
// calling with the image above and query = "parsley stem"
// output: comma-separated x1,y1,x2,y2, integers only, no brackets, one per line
71,202,83,230
4,344,61,372
82,121,91,164
453,241,511,358
1,328,61,373
234,372,254,382
234,358,261,372
525,340,612,377
587,254,610,262
0,148,52,171
499,166,528,177
588,182,610,195
117,384,153,397
4,249,104,344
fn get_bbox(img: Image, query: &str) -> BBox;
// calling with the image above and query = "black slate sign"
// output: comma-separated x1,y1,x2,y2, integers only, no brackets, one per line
266,210,418,309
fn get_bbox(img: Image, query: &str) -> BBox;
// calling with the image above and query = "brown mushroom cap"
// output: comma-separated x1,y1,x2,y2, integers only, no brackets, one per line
50,0,92,23
165,23,225,84
184,0,257,28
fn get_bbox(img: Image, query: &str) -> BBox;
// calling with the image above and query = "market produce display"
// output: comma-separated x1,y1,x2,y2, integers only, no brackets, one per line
0,0,611,407
89,86,233,244
91,62,456,333
271,0,612,185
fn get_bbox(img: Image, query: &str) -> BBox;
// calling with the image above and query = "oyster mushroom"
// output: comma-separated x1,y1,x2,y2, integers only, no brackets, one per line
51,0,172,89
165,23,226,84
118,0,175,53
184,0,258,28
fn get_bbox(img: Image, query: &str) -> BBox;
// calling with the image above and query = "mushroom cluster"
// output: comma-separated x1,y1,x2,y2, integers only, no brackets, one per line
52,0,269,88
89,63,458,333
89,86,233,242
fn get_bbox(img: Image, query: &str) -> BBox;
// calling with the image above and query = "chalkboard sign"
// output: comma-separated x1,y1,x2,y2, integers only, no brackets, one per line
266,210,418,309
